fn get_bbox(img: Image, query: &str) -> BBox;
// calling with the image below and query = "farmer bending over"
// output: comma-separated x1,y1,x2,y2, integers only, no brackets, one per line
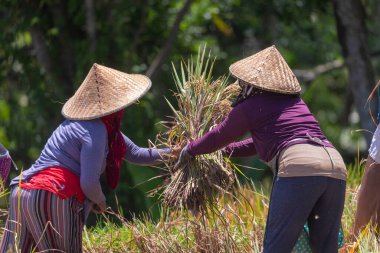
0,64,172,253
177,45,347,253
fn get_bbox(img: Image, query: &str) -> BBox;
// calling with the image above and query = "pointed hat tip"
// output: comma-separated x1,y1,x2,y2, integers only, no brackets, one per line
269,45,277,50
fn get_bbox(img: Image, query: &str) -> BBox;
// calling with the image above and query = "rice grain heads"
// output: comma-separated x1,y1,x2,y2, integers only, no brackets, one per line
157,47,241,213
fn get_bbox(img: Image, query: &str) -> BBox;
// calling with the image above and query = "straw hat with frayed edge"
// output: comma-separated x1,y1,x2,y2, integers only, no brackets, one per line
229,45,301,94
62,63,152,120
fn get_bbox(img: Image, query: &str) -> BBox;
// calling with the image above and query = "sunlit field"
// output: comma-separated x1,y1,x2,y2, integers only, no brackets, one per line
78,160,377,253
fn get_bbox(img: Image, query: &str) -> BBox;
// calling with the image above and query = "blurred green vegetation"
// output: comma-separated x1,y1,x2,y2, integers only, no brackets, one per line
0,0,379,219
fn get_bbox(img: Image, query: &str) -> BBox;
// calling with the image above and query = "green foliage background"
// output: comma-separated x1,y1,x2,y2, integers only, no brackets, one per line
0,0,380,219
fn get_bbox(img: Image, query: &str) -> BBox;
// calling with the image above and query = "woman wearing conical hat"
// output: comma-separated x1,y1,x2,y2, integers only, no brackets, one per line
176,46,347,252
0,64,173,252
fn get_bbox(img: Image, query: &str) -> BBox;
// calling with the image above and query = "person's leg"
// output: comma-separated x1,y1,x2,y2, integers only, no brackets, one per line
50,193,84,252
353,156,380,236
307,178,346,253
263,177,325,253
0,187,35,253
22,189,84,253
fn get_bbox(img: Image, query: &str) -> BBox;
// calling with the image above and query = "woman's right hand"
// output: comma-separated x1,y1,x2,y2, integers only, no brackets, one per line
172,145,194,172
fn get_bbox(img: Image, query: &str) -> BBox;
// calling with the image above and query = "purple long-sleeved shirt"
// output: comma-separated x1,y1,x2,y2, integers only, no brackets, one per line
187,93,333,162
11,119,170,205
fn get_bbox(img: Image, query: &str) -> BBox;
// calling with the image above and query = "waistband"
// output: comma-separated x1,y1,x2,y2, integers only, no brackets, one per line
268,133,333,173
288,132,331,146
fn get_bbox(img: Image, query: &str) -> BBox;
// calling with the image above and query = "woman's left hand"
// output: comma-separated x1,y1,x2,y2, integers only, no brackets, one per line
92,201,107,214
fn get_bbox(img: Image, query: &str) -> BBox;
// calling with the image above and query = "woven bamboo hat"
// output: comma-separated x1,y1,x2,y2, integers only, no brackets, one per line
229,45,301,94
62,63,151,120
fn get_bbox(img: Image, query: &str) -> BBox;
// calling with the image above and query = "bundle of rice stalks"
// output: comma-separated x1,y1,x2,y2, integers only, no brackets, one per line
157,47,241,213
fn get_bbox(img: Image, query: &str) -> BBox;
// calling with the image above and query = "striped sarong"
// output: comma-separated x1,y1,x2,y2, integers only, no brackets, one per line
0,187,84,253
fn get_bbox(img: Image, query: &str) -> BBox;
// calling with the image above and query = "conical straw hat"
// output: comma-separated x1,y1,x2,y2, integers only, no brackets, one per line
62,63,151,120
229,45,301,94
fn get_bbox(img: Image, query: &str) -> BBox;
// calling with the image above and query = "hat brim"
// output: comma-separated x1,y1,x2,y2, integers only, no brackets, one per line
229,45,301,95
62,74,152,120
229,70,300,95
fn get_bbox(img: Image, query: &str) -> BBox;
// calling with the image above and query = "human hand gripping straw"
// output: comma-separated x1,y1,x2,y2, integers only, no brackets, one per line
173,144,193,173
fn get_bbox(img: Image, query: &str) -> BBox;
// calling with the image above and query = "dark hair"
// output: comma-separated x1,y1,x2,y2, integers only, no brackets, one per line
232,79,299,107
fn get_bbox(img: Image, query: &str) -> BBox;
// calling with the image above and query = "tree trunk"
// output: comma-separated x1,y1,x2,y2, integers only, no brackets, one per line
126,0,149,67
50,2,76,96
145,0,193,79
84,0,97,52
30,26,55,83
332,0,376,145
377,1,380,30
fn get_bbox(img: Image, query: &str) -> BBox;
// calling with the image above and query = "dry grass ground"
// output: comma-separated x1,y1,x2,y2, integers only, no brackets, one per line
81,162,380,253
0,160,377,252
